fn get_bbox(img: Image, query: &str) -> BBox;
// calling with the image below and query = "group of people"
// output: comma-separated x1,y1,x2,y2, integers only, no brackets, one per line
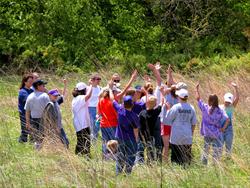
18,63,239,175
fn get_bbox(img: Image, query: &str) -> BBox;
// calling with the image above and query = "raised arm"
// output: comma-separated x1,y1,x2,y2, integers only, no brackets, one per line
231,82,239,107
167,64,175,87
85,84,93,102
116,70,137,100
148,62,162,86
195,83,201,101
62,79,67,98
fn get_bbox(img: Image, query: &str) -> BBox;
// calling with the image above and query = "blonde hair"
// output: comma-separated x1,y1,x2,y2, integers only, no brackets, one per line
147,96,157,110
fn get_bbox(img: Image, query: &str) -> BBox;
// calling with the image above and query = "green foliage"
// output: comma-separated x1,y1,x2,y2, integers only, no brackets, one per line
0,0,249,74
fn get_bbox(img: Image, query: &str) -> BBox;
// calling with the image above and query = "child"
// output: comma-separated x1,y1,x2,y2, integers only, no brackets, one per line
41,89,68,148
72,82,92,157
220,82,239,158
195,83,230,165
97,87,118,159
109,74,139,174
113,95,139,174
163,89,197,165
139,96,162,164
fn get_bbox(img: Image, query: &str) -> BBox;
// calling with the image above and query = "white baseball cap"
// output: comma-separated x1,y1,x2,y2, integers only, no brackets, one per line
176,82,188,90
76,82,87,91
224,92,234,104
176,89,189,99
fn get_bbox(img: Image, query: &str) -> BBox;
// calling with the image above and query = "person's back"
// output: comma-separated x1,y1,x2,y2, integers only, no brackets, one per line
26,91,50,118
98,97,117,128
165,102,196,145
198,100,227,138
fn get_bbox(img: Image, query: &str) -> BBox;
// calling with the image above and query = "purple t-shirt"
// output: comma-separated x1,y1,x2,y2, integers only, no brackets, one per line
198,100,228,138
113,101,140,141
132,101,146,116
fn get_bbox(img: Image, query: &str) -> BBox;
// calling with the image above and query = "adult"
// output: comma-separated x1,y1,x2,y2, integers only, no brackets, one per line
88,73,102,140
25,79,50,148
163,89,197,166
220,82,239,158
72,82,92,156
196,84,229,165
18,74,34,142
41,89,69,148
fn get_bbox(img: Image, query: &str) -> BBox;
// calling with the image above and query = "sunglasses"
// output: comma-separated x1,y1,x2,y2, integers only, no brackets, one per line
114,79,120,83
95,78,101,81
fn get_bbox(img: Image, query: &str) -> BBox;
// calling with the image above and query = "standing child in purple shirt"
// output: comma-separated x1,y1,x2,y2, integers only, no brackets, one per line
111,87,139,174
195,84,229,165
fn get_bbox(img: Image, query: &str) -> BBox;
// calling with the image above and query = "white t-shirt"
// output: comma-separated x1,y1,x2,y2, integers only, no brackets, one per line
88,86,101,107
72,95,90,132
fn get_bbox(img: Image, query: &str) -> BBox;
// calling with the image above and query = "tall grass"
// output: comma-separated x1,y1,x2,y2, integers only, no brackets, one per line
0,67,249,187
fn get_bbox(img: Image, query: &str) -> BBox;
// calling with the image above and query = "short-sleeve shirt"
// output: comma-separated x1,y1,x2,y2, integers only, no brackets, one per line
18,87,33,114
132,101,146,116
164,102,197,145
220,104,234,130
98,98,118,128
88,86,102,107
113,101,140,141
24,91,50,118
139,106,161,142
198,100,228,138
72,95,90,132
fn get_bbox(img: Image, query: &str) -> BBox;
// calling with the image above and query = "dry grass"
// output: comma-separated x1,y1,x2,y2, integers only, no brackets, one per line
0,67,249,187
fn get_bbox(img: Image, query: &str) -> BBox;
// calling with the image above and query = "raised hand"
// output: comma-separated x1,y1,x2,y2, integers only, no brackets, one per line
143,74,151,82
155,61,161,70
131,70,138,81
231,82,237,87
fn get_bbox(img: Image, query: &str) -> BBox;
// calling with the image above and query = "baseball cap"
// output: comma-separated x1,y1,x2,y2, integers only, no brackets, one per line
48,89,60,96
176,82,188,90
135,85,142,91
32,79,47,88
76,82,87,91
224,93,234,104
123,95,133,104
176,89,189,99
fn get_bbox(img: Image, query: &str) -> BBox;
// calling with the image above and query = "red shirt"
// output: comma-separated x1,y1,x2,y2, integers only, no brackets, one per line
98,98,118,128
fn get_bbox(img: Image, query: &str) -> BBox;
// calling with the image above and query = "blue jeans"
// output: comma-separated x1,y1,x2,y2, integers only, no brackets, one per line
18,113,29,142
135,140,145,164
88,107,99,140
220,127,233,156
201,136,222,165
60,128,69,148
116,139,137,175
101,127,116,156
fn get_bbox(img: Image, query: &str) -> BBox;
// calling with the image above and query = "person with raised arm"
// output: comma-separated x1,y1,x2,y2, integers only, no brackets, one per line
220,82,239,158
195,83,230,165
109,70,140,175
72,82,92,157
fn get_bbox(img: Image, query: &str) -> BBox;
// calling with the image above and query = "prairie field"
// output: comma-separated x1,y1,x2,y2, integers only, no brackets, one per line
0,68,250,188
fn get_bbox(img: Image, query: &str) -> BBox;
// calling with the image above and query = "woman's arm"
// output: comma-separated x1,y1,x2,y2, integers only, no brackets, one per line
116,70,137,100
85,85,93,102
195,83,201,101
231,82,239,107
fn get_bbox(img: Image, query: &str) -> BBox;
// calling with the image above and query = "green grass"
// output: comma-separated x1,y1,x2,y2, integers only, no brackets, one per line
0,69,250,188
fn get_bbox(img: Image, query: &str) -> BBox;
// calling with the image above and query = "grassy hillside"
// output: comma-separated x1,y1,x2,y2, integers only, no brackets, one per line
0,64,250,187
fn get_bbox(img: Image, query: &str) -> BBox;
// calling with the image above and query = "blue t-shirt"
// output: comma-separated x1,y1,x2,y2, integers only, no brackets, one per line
113,101,140,141
18,87,33,114
165,93,178,107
